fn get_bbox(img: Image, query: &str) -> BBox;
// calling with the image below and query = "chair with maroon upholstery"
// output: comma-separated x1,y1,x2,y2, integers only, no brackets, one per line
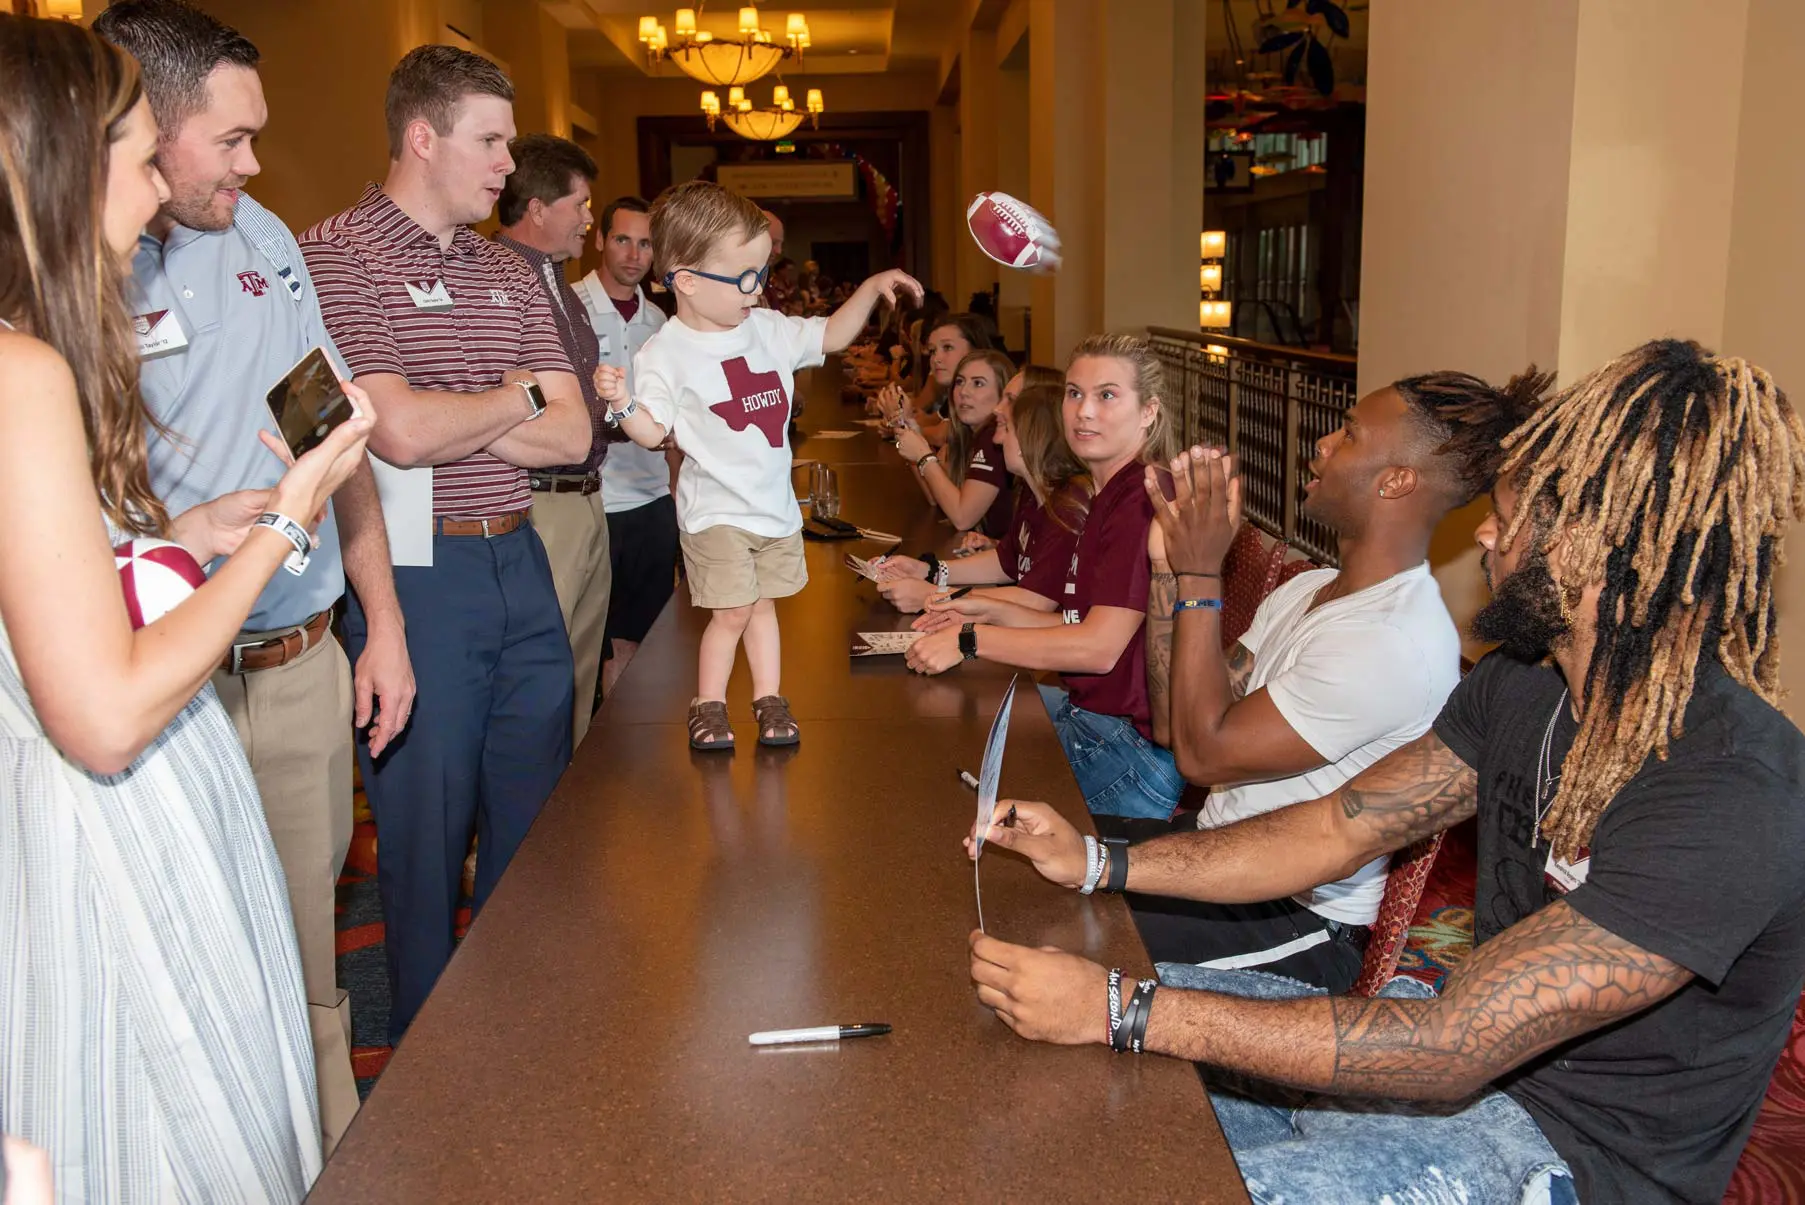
1350,832,1447,997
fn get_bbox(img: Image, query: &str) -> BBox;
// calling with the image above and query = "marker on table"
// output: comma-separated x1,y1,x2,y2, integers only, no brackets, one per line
748,1023,892,1046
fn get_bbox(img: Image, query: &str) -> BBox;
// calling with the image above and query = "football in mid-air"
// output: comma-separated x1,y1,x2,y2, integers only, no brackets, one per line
966,191,1061,273
115,537,207,628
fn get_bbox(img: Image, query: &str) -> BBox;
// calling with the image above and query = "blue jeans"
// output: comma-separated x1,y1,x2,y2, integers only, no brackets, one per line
1040,684,1184,820
1158,964,1577,1205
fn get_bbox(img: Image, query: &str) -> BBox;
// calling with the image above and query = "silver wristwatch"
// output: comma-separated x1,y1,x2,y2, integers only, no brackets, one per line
516,379,547,421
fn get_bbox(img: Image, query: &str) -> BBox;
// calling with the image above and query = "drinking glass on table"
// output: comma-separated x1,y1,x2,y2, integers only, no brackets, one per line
815,467,841,520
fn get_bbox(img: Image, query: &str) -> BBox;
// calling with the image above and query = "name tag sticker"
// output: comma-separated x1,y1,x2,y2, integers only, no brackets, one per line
405,279,454,311
1544,847,1591,893
597,334,612,357
133,309,188,359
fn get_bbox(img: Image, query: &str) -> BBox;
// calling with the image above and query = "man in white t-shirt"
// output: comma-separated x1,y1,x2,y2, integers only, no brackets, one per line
594,181,919,751
1135,369,1548,990
571,195,674,698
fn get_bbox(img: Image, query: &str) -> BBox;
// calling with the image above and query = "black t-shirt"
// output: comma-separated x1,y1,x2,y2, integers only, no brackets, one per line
1433,651,1805,1204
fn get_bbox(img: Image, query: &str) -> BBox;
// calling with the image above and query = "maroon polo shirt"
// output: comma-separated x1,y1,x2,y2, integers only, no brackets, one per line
962,418,1016,536
995,484,1084,603
301,185,574,518
1059,463,1156,738
496,234,605,476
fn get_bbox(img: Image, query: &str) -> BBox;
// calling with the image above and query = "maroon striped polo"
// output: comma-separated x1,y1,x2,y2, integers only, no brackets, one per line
301,184,574,518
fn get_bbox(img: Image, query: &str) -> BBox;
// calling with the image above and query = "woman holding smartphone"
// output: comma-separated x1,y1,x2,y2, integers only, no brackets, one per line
0,17,374,1202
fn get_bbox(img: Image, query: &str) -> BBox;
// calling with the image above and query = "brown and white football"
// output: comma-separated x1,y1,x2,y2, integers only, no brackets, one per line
966,191,1061,273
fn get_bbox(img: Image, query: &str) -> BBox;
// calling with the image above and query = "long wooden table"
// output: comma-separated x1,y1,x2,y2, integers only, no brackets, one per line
308,372,1249,1203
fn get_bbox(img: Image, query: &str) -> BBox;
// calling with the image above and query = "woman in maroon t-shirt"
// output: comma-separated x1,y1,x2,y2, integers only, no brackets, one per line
879,381,1088,614
905,334,1184,819
894,349,1017,537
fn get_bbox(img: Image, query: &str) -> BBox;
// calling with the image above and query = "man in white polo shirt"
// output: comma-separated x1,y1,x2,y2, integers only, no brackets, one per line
95,0,417,1153
573,196,676,698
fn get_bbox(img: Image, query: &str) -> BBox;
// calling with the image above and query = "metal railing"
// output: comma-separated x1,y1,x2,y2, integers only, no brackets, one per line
1147,328,1357,566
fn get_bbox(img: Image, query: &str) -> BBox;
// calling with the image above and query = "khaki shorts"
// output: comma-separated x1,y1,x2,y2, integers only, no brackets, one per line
680,525,808,609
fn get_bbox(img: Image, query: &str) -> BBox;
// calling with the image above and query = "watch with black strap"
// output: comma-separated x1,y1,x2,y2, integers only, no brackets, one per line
958,622,979,661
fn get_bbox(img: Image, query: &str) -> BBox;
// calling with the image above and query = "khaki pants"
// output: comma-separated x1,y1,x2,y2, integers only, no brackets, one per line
531,489,612,748
211,632,359,1155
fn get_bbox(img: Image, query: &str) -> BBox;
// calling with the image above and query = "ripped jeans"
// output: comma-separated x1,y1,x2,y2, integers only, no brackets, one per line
1158,964,1578,1205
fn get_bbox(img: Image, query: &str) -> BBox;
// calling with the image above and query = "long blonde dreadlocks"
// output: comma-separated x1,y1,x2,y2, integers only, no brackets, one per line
1499,339,1805,859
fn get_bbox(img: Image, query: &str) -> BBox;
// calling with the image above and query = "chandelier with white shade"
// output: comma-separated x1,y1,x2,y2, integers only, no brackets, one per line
638,5,811,87
701,82,824,141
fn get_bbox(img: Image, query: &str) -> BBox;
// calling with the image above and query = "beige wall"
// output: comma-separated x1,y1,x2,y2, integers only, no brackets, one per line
954,26,1000,310
1556,1,1748,382
189,0,410,232
1721,0,1805,716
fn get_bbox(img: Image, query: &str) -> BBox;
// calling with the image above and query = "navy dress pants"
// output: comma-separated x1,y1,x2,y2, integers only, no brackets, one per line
344,525,574,1043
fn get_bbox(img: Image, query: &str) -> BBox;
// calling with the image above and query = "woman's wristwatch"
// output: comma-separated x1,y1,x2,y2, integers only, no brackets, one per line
959,622,979,661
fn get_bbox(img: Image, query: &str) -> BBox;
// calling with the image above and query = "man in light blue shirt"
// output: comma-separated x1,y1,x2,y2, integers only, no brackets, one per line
97,0,415,1155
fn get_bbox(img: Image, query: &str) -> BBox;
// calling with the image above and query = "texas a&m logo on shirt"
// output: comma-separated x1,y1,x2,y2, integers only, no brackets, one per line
1015,518,1033,580
237,270,270,297
709,356,790,449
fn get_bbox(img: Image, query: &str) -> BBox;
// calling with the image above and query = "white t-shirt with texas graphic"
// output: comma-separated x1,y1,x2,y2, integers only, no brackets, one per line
632,308,828,537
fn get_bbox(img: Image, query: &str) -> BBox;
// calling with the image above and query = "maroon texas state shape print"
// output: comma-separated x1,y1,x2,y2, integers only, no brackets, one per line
708,356,791,449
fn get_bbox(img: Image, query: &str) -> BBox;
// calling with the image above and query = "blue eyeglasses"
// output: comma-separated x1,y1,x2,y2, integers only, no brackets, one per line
663,264,770,295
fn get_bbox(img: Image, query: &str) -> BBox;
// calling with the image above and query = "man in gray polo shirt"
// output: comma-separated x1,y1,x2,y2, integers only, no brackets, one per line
96,0,416,1155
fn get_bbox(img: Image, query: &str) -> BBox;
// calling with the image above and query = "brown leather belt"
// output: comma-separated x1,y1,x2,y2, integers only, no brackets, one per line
528,472,600,496
223,609,332,675
434,510,531,537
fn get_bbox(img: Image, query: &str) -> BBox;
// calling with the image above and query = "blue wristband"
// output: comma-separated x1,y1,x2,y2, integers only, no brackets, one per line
1173,597,1224,615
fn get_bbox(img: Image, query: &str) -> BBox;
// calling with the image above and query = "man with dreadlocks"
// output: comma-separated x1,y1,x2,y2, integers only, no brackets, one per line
1130,370,1548,992
964,338,1805,1203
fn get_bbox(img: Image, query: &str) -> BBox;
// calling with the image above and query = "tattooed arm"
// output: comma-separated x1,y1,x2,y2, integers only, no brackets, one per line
1116,730,1477,904
1140,898,1690,1099
971,898,1690,1104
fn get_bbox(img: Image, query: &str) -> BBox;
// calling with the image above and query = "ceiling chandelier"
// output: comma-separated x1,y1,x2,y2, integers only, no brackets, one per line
638,5,810,88
701,83,824,141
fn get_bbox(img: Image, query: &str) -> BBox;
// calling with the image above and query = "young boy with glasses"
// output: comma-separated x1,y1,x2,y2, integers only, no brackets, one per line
596,180,919,751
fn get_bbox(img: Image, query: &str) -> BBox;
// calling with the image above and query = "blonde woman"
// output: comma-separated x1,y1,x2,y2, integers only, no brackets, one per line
907,334,1182,820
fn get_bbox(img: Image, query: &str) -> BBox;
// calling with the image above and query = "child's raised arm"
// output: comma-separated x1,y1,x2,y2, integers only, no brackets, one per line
824,269,923,354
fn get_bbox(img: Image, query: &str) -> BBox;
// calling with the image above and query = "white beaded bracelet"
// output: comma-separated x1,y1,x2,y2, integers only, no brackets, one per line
1079,835,1104,894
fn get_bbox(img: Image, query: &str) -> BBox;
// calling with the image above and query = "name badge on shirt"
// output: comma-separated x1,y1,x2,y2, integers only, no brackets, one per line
597,333,612,357
132,309,188,359
405,279,454,311
1544,847,1592,893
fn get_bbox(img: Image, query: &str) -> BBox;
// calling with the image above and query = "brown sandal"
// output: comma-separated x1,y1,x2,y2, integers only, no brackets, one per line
752,695,800,747
688,700,735,751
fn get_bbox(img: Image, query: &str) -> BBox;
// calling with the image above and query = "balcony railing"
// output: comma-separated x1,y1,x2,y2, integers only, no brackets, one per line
1147,328,1356,566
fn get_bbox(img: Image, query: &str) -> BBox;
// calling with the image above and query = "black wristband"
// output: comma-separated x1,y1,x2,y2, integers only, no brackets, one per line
920,551,942,582
1112,983,1140,1053
959,622,979,661
1102,837,1130,893
1127,979,1157,1053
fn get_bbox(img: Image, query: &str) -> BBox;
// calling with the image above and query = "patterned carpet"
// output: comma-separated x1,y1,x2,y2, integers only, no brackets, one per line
335,782,469,1099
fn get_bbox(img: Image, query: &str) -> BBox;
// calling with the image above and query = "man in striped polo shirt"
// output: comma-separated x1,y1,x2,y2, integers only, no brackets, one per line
300,45,590,1043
